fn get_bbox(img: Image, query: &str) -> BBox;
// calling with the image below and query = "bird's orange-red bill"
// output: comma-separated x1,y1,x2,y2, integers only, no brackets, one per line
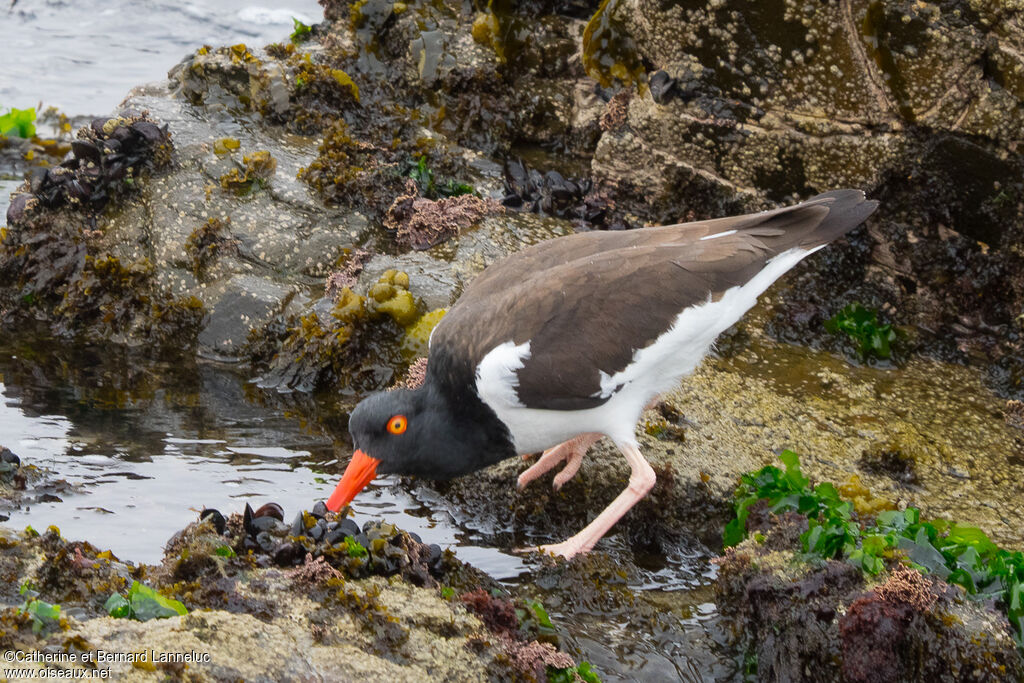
326,449,380,512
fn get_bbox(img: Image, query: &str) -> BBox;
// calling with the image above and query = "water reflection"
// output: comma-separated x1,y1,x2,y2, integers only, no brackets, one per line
0,333,729,680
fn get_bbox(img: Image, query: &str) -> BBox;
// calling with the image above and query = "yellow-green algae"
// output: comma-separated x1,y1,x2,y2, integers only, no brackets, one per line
220,150,277,194
402,308,446,358
213,137,241,155
370,270,419,327
582,0,647,90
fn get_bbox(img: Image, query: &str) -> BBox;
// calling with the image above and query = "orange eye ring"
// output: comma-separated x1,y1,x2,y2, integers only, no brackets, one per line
387,415,407,435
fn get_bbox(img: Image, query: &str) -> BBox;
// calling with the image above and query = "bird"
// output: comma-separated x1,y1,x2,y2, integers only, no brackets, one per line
326,189,878,558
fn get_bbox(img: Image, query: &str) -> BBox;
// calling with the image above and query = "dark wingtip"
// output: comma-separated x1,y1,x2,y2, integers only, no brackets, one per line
803,189,879,246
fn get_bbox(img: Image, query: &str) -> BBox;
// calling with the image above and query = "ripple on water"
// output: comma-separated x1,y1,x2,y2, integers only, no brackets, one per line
0,0,322,117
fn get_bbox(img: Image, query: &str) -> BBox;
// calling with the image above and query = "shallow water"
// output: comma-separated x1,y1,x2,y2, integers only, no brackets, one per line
1,0,321,118
0,335,530,574
0,334,727,680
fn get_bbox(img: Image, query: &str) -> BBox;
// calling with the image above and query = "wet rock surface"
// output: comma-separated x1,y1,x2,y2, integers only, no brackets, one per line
0,505,589,682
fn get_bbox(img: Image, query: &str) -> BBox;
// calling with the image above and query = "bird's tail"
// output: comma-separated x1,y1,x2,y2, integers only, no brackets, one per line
730,189,879,253
795,189,879,248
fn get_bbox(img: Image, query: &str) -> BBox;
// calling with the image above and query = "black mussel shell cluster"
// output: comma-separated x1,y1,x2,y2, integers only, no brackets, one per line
647,70,699,105
501,158,619,228
200,501,443,582
646,69,763,123
6,112,171,225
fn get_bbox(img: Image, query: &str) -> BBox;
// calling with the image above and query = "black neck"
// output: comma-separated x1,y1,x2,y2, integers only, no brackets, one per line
426,346,516,471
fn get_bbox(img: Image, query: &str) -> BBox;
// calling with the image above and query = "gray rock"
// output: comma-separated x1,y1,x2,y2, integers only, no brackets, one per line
198,274,296,359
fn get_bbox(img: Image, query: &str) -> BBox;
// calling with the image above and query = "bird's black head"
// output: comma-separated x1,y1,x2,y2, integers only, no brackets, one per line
325,381,515,512
349,386,461,477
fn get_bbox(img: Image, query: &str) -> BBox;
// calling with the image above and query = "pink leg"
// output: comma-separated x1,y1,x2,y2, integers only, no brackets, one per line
517,433,600,491
537,441,656,559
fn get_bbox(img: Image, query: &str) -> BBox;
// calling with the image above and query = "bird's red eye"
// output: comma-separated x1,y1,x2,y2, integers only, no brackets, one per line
387,415,407,435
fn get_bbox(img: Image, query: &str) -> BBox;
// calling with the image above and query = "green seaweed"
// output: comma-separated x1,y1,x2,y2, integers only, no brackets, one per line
104,581,188,621
291,17,312,43
344,536,368,558
549,661,601,683
725,452,1024,649
525,599,554,630
408,156,474,198
0,107,36,138
825,303,897,360
18,582,61,635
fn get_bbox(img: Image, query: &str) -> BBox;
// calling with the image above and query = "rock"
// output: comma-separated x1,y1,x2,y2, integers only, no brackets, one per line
715,516,1024,681
581,0,1024,386
197,275,297,359
0,515,587,682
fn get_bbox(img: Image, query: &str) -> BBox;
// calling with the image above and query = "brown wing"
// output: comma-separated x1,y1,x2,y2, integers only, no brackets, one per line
430,190,876,410
461,190,870,303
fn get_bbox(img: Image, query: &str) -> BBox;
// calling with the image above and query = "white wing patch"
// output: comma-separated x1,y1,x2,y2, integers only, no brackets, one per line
475,340,531,409
699,229,738,241
596,246,822,400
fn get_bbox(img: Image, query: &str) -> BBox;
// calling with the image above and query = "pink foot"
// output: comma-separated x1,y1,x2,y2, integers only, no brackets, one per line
516,433,600,491
519,441,656,559
538,538,593,559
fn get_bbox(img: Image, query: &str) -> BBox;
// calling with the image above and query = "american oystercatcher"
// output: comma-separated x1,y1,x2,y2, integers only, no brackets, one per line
327,190,878,558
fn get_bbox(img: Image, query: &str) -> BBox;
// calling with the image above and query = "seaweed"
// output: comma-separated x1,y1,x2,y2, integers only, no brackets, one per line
581,0,646,90
104,581,188,621
185,217,236,277
219,150,277,195
0,107,36,139
18,583,61,635
290,17,313,44
825,303,897,360
407,156,474,199
549,661,601,682
724,451,1024,648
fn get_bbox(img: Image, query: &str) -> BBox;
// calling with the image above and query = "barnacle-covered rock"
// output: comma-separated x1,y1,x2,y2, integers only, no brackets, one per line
573,0,1024,392
0,507,586,680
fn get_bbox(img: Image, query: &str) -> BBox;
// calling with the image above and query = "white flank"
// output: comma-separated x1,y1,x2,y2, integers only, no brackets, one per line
475,340,531,410
699,229,738,241
596,246,823,400
475,247,823,454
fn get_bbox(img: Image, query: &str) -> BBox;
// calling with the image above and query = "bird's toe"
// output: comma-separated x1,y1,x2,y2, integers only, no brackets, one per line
551,454,584,491
537,540,586,560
